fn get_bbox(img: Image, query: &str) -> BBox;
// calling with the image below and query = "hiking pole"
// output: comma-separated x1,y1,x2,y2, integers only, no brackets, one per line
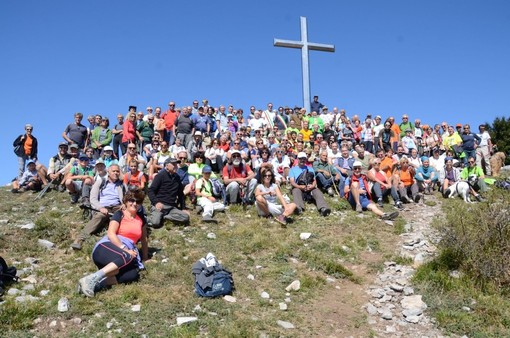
34,178,56,201
78,204,114,217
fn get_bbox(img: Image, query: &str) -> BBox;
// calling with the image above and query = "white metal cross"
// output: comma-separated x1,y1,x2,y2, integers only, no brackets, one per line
274,16,335,113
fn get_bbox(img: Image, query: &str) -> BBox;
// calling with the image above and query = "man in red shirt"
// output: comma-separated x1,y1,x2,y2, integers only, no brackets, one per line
162,101,178,145
222,150,257,205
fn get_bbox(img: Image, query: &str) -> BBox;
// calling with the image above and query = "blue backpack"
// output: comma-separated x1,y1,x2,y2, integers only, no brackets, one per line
192,263,234,298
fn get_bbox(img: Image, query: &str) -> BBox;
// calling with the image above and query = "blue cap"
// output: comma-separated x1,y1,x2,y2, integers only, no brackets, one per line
78,154,89,161
202,165,212,173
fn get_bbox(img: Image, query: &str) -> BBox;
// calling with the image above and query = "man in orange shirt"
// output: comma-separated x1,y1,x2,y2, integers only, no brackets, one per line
162,101,178,145
388,117,401,152
222,150,257,205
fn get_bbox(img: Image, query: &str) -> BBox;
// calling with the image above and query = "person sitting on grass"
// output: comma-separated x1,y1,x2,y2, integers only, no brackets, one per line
195,165,225,223
78,189,149,297
222,150,257,205
11,160,43,193
123,159,147,191
438,157,461,196
65,154,94,204
344,161,399,220
415,156,439,194
393,157,422,203
460,156,487,202
255,168,296,226
366,157,403,210
313,150,340,197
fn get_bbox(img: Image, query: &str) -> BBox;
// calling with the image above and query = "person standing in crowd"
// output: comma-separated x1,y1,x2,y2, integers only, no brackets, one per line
62,112,88,150
90,117,113,159
121,110,137,155
13,124,40,180
476,124,493,176
111,114,124,159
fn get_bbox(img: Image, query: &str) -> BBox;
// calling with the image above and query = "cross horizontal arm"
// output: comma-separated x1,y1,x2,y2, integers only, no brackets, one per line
274,39,303,49
308,43,335,52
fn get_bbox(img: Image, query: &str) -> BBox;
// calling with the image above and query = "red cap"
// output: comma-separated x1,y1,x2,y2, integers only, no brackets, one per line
456,123,462,127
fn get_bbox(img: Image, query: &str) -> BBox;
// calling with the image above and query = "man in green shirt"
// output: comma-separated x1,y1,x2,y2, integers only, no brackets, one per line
460,156,487,201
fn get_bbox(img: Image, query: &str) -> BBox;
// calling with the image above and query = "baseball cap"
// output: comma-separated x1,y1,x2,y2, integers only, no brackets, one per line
95,158,105,166
297,152,307,159
456,123,462,128
164,157,179,165
26,159,36,166
78,154,89,161
405,128,412,133
231,150,241,156
103,146,113,151
227,113,233,117
59,142,69,148
194,131,202,136
353,160,363,167
202,165,212,173
69,144,79,149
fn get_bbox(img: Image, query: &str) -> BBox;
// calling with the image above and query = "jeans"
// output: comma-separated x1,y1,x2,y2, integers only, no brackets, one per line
315,172,334,189
372,182,400,203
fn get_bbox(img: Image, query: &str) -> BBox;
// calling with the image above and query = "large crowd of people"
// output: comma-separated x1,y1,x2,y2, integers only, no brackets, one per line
12,97,496,296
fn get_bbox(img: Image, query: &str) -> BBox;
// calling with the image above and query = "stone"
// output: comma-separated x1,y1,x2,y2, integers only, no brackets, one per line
37,239,55,249
19,222,35,230
193,305,201,312
206,232,216,239
413,253,425,268
58,297,69,312
15,295,39,303
285,280,301,291
176,317,198,325
384,261,397,267
381,309,393,320
403,287,414,296
131,304,141,312
106,322,114,329
462,306,471,312
277,320,295,329
22,284,35,291
384,220,394,226
49,320,57,328
386,325,397,333
247,274,255,280
285,297,291,303
21,275,37,284
0,219,9,224
390,284,404,292
71,317,82,325
449,270,461,279
402,308,423,317
24,257,38,265
366,303,378,315
33,318,42,325
326,277,335,283
7,288,21,295
161,258,169,263
404,315,421,323
224,295,236,303
299,233,311,240
260,291,270,299
279,302,288,311
401,295,427,311
341,245,351,253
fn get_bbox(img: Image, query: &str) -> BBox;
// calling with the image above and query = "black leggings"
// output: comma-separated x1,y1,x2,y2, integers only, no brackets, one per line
92,242,139,283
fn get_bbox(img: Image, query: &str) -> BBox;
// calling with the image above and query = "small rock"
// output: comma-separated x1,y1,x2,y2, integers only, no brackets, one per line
22,284,35,291
285,280,301,291
71,317,82,325
33,318,42,325
285,297,291,303
413,253,425,268
403,287,414,296
384,261,396,267
381,310,393,320
462,306,471,312
37,239,55,249
15,295,39,303
24,257,38,265
299,232,312,240
176,317,198,325
256,265,263,269
277,320,295,329
106,322,114,329
193,305,201,312
161,258,169,263
401,295,427,311
279,302,288,311
58,297,69,312
21,275,37,284
19,222,35,230
384,220,394,226
449,270,461,279
390,284,404,292
0,219,9,224
260,291,270,299
7,288,21,295
247,274,255,280
224,295,236,303
368,319,377,325
131,304,141,312
404,223,412,232
206,233,216,239
341,245,351,253
326,277,335,283
386,325,397,333
402,308,423,317
49,320,57,328
366,303,378,315
404,315,421,323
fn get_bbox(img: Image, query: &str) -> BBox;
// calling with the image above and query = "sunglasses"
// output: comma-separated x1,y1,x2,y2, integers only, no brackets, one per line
234,142,240,145
26,128,33,131
353,167,362,170
128,147,136,150
469,161,475,164
178,157,187,160
263,174,272,178
232,155,241,158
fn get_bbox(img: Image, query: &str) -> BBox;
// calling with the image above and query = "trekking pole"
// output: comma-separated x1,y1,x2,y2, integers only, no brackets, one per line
78,204,113,217
34,178,55,201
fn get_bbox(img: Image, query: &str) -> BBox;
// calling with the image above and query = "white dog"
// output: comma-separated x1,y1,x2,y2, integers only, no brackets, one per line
445,174,477,203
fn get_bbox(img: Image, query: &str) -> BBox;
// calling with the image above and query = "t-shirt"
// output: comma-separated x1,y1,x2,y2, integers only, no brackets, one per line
111,210,144,243
65,123,88,148
256,183,278,204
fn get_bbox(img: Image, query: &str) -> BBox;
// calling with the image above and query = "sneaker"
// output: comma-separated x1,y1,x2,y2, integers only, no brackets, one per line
11,188,19,193
71,241,82,251
381,211,399,220
414,194,422,203
275,214,287,226
475,194,485,202
70,193,80,204
356,204,363,213
377,198,383,207
57,185,66,193
202,215,218,223
78,274,98,297
295,208,303,215
401,195,412,203
320,208,331,217
395,201,404,210
327,187,335,197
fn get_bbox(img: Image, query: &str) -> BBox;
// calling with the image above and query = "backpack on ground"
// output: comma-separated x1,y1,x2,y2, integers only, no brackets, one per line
0,256,19,297
192,253,234,298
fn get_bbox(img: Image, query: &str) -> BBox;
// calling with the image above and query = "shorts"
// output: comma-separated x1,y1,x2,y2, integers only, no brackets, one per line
348,192,371,209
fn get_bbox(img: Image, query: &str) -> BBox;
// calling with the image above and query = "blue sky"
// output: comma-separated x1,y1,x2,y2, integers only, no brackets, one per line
1,1,509,184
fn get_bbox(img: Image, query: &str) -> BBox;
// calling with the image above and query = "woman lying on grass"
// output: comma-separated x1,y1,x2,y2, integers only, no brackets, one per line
78,189,148,297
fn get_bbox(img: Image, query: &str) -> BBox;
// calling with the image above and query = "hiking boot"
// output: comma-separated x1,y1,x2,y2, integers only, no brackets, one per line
377,198,384,207
414,194,422,203
275,214,287,226
320,208,331,217
78,274,98,297
401,195,412,203
11,188,19,193
327,187,335,197
71,241,82,251
70,193,80,204
475,194,485,202
356,204,363,213
395,201,404,210
381,211,399,220
202,215,218,223
295,208,303,215
57,185,66,193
